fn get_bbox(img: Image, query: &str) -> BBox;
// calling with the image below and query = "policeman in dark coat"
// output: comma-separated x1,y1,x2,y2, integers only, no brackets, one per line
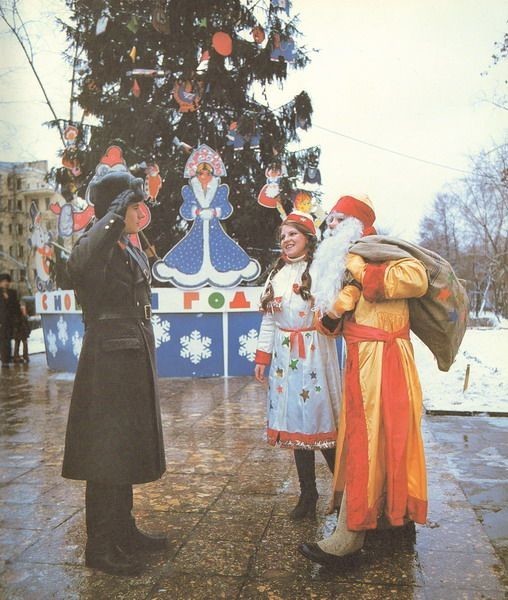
62,171,166,576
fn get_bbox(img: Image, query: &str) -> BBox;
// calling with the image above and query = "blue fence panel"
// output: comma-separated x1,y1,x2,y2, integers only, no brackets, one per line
227,311,263,376
155,312,224,377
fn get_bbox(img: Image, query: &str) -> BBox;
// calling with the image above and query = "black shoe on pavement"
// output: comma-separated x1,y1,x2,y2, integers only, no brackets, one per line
85,544,144,576
119,526,168,554
298,542,361,568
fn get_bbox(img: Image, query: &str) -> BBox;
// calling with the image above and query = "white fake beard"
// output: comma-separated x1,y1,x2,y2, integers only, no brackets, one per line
312,217,364,314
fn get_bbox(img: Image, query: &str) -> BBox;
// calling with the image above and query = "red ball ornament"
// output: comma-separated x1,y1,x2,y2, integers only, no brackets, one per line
212,31,232,56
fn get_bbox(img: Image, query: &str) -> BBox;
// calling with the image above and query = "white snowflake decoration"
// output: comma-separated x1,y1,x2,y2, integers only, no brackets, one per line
72,331,83,359
238,328,259,362
46,329,58,357
151,315,171,348
57,316,68,346
180,329,212,364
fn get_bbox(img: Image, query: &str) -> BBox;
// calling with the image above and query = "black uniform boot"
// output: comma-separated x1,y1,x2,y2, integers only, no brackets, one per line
115,484,168,555
290,449,318,520
85,481,143,576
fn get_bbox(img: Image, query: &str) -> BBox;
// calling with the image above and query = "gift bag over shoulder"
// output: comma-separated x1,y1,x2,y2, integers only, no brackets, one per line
350,235,469,371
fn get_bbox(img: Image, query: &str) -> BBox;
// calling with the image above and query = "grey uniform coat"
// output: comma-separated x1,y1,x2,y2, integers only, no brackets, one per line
62,211,166,484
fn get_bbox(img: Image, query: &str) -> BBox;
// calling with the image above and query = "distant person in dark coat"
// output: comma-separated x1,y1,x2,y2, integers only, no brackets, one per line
62,171,167,576
0,273,22,367
13,301,31,363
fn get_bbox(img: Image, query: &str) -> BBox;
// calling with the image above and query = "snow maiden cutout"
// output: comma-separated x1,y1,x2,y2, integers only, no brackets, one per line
152,144,260,289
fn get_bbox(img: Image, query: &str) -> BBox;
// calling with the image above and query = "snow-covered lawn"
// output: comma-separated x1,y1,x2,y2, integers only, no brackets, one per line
415,321,507,414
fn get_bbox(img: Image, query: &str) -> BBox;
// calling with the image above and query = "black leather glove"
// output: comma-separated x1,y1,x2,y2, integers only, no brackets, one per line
321,313,342,333
108,189,139,218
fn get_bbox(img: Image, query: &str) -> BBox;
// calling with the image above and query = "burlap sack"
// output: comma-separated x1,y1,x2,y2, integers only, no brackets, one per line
350,236,469,372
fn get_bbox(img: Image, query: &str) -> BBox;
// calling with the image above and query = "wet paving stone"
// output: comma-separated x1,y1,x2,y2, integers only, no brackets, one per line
0,355,507,598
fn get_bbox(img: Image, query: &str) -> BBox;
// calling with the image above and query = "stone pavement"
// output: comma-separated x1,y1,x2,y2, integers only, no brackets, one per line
1,355,507,600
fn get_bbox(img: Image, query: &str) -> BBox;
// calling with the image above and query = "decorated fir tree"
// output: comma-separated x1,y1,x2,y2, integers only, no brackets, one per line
55,0,321,284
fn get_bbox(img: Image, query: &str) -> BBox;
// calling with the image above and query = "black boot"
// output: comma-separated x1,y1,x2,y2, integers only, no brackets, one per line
290,449,318,520
115,484,168,555
85,481,143,576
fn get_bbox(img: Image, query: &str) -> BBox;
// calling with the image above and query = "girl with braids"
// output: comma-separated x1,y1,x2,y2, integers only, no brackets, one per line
255,211,342,520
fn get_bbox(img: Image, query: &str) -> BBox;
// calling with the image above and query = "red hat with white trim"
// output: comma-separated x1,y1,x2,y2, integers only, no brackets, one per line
283,210,317,236
329,194,375,228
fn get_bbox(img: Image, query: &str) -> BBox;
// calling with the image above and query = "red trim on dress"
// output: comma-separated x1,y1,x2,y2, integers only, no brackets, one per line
267,428,337,447
362,263,387,302
255,350,271,365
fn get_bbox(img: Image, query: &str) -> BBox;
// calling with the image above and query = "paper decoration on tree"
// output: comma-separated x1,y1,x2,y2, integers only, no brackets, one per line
172,136,193,154
28,201,55,292
226,120,260,151
251,26,265,44
303,156,322,185
271,0,291,15
144,163,162,202
85,145,151,249
95,10,109,36
50,200,95,237
173,80,203,112
152,144,260,289
126,69,167,77
131,79,141,97
197,50,210,73
126,15,140,34
257,162,288,220
61,125,82,176
212,31,233,56
270,33,296,63
291,190,313,213
152,2,170,34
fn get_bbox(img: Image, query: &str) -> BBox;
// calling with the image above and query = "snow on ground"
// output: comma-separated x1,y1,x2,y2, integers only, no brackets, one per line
28,327,46,355
29,319,507,413
415,320,508,414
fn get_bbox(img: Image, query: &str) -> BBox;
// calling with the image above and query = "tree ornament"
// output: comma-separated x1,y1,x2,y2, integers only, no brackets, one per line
226,119,260,151
271,0,291,15
126,68,167,77
257,162,288,220
291,190,313,213
251,26,265,44
144,163,163,202
95,10,110,36
126,15,140,34
270,33,296,63
132,79,141,97
212,31,233,57
152,2,170,34
172,79,203,112
63,125,79,143
303,154,322,185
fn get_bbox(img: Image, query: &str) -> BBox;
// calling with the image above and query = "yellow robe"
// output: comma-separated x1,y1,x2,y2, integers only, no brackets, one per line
329,253,428,530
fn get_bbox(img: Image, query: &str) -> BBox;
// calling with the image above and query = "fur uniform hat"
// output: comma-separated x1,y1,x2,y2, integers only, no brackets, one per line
88,171,145,219
329,194,375,231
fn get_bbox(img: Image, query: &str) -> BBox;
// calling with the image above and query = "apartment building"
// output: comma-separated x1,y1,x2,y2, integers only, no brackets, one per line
0,160,62,296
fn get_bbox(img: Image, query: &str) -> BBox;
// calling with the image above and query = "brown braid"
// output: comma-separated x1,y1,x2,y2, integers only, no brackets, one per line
260,222,317,311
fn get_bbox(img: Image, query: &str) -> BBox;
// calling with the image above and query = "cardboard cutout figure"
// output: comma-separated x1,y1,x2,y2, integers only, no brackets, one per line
152,144,260,289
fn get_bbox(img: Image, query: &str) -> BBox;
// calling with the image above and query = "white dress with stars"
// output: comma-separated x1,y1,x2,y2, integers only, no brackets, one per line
256,257,342,449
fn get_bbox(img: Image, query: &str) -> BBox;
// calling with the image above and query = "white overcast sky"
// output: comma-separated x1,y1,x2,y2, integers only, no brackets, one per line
1,0,507,240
